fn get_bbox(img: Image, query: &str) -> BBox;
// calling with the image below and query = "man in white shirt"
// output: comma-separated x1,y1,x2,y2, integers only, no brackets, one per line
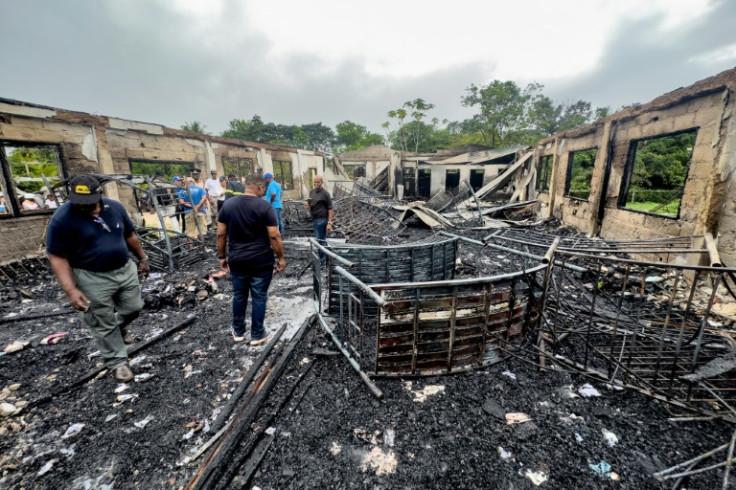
204,169,224,224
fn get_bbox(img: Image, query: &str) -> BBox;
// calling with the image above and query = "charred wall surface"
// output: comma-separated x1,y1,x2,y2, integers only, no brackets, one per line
0,99,324,263
532,67,736,266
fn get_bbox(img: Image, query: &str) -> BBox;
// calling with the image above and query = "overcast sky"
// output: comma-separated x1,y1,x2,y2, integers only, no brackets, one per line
1,0,735,137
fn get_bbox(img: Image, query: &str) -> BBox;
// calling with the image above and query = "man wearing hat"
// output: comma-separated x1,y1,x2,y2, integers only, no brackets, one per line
46,175,150,382
190,168,210,228
263,172,284,236
225,173,245,199
204,169,224,224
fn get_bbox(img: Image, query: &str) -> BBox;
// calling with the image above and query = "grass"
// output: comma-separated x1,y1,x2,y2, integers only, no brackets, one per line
624,199,680,217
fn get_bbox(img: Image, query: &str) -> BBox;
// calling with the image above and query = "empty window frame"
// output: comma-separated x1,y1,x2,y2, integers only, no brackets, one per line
273,160,294,190
344,164,366,179
537,155,553,192
565,148,597,201
0,143,65,217
222,157,254,181
619,129,697,218
445,169,460,191
470,169,484,191
129,160,194,181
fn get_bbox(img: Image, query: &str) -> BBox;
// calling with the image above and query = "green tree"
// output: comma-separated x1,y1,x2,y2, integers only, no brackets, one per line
386,98,436,152
299,123,335,153
461,81,541,148
181,121,207,133
335,121,383,152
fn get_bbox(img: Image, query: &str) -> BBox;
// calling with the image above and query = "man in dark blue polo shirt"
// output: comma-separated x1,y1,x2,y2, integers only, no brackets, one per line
46,175,150,382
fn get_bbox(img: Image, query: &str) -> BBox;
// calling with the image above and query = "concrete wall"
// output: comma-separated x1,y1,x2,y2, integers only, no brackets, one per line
531,67,736,266
0,99,324,263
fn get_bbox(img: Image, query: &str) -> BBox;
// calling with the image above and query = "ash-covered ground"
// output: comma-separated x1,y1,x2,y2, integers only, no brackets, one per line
0,221,734,489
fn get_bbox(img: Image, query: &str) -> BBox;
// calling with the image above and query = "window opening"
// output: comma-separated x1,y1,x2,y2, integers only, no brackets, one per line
222,157,254,181
619,130,697,218
537,155,553,192
565,148,597,201
273,160,294,190
445,169,460,191
1,144,64,217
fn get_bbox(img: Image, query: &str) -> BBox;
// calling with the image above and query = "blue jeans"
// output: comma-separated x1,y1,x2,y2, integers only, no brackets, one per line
274,207,284,237
313,218,328,263
231,267,273,340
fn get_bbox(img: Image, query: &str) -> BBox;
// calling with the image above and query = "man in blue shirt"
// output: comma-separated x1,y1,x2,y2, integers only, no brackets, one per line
46,175,150,382
263,172,284,236
176,176,207,245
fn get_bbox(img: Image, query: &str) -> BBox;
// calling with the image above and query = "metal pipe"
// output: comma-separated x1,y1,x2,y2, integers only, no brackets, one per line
439,230,484,246
370,263,548,290
543,237,561,264
705,232,723,267
308,238,355,267
484,241,587,272
333,266,387,306
316,313,383,399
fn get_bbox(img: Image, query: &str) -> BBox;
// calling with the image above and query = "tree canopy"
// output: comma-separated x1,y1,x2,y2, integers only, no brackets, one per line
194,79,623,155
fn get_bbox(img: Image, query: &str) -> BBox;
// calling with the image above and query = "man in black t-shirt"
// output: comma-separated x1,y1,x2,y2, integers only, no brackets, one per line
306,175,333,264
217,173,285,346
46,175,150,382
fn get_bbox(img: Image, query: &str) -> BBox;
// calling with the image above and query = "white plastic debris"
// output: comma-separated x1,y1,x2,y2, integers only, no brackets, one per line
505,412,532,425
501,370,517,380
265,427,277,436
330,441,342,455
497,446,512,460
384,428,395,447
116,393,138,403
114,384,129,394
182,429,195,440
134,415,154,429
578,383,601,397
61,423,85,439
37,458,59,476
522,469,549,486
105,414,118,423
602,428,619,447
134,373,155,383
3,340,28,353
575,432,583,442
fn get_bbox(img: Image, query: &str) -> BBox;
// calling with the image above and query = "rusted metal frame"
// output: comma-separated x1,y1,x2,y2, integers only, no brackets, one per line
557,249,736,273
607,265,631,380
439,230,485,246
333,266,386,307
724,429,736,490
384,248,390,283
410,247,416,282
654,441,731,482
370,263,548,290
622,272,647,385
411,287,420,374
487,231,700,253
143,175,175,271
689,274,721,381
338,274,345,338
536,248,559,372
505,278,519,351
481,283,492,368
446,287,459,372
582,262,603,369
652,271,682,388
485,241,587,273
317,312,383,399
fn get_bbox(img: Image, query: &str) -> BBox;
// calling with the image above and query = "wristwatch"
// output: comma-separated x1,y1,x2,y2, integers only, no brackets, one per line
140,256,149,263
328,221,333,225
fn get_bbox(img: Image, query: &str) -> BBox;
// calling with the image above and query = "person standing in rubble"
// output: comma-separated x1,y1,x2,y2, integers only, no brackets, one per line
263,172,284,236
204,169,223,223
217,173,285,345
46,175,150,382
177,177,207,246
306,175,333,264
225,173,245,199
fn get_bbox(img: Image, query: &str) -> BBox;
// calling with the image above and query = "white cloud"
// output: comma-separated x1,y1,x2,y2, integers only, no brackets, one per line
689,42,736,65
